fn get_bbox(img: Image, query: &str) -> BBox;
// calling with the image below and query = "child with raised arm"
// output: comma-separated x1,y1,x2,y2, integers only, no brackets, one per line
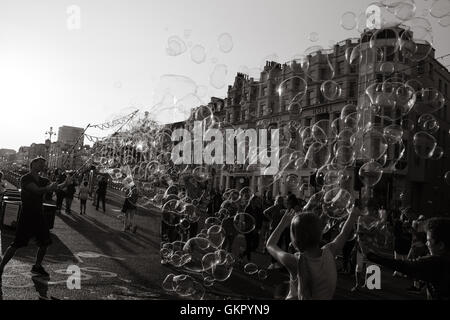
266,206,360,300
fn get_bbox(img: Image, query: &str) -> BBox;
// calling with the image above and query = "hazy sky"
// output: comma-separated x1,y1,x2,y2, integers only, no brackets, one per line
1,0,449,151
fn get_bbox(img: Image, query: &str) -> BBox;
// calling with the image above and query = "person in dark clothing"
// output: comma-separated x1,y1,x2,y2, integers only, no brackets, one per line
0,158,69,279
55,171,66,213
367,218,450,300
96,176,107,212
122,184,139,233
243,195,263,262
392,213,412,277
64,173,77,214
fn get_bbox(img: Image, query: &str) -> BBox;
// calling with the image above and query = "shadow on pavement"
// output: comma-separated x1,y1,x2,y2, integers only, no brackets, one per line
56,213,158,286
1,226,78,264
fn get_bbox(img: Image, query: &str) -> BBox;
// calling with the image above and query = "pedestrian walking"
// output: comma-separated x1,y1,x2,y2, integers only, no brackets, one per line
78,180,90,215
96,176,107,212
122,184,138,233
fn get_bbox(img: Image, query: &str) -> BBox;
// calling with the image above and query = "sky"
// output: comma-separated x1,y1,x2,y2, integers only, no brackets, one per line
0,0,449,151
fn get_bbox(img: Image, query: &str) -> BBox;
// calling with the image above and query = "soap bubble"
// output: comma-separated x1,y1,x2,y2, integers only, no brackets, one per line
212,260,233,282
341,11,357,30
203,276,215,287
383,124,404,144
207,225,226,249
182,237,214,272
312,120,332,144
323,188,354,218
418,114,440,134
345,45,362,65
401,118,415,131
162,200,182,226
202,252,220,271
361,130,388,161
394,2,416,21
439,15,450,27
379,62,396,73
233,213,256,234
308,32,319,42
166,36,187,56
430,0,450,18
321,80,342,101
162,274,175,292
430,146,444,160
413,88,445,114
444,172,450,185
244,263,258,275
359,160,383,187
304,142,332,172
218,33,233,53
191,45,206,64
210,64,228,89
413,131,437,159
258,269,268,280
341,104,357,121
173,274,197,297
335,145,355,166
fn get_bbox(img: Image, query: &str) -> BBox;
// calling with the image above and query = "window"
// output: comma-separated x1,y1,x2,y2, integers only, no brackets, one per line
417,61,425,74
398,50,405,63
305,118,311,127
262,86,267,97
429,63,433,78
376,74,384,83
349,82,356,98
320,68,328,80
338,61,345,75
386,46,395,62
319,92,325,104
376,49,384,62
293,77,300,89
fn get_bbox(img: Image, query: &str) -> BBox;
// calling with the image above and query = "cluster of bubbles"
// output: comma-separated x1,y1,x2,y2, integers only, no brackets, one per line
159,179,271,298
165,32,234,89
339,0,450,33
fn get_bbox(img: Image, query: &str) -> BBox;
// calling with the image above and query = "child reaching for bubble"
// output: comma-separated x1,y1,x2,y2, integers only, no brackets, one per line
266,205,361,300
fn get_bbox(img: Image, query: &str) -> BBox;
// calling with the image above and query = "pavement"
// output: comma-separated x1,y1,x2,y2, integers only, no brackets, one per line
1,181,165,300
1,180,427,300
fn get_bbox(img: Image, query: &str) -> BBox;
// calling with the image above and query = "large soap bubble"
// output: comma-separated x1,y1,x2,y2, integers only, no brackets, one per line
359,160,383,187
413,131,437,159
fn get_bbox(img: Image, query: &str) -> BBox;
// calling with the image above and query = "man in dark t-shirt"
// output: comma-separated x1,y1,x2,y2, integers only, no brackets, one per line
0,157,68,279
95,176,107,212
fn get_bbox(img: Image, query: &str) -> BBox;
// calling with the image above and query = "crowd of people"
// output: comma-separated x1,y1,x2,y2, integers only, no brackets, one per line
0,163,139,233
2,160,450,300
161,181,450,300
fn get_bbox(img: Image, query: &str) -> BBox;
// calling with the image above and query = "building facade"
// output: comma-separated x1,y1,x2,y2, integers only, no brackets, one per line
175,27,449,215
57,126,85,146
